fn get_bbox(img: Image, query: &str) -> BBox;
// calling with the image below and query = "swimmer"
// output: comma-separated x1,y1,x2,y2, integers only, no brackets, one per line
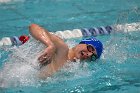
29,24,103,79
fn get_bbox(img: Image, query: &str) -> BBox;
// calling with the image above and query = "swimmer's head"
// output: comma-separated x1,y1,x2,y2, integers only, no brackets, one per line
79,37,103,60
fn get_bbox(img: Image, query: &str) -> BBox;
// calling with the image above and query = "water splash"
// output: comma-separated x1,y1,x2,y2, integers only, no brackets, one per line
0,37,45,88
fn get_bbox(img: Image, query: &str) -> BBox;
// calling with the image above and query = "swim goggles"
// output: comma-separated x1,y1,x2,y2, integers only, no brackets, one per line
86,44,97,61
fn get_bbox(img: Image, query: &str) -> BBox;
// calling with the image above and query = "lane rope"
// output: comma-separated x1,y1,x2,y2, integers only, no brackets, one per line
0,22,140,46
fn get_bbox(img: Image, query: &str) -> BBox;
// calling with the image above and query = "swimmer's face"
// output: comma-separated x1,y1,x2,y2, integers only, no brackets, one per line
74,44,97,60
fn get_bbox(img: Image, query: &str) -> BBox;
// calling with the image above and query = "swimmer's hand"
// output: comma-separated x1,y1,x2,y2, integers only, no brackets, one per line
38,45,55,64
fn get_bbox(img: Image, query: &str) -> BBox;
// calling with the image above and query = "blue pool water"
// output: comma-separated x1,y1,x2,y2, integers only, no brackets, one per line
0,0,140,93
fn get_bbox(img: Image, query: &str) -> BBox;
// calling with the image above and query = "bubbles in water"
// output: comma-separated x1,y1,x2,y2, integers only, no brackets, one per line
103,37,128,63
0,63,39,87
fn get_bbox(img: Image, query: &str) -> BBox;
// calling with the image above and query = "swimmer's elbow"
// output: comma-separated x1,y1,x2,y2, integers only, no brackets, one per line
29,23,39,27
29,24,38,33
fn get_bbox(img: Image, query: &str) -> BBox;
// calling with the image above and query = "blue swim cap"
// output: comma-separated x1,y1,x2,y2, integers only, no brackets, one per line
79,37,103,58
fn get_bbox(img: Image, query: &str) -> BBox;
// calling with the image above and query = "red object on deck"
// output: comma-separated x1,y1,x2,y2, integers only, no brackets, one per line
19,35,30,44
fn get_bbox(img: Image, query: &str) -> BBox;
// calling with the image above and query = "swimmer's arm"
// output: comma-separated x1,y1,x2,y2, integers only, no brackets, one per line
29,24,67,54
29,24,54,47
29,24,56,63
29,24,68,63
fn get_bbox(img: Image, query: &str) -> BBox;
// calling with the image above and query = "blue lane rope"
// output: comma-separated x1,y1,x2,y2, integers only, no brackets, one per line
81,25,113,37
10,36,22,46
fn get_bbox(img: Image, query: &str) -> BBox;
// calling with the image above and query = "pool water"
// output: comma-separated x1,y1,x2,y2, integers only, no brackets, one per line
0,0,140,93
